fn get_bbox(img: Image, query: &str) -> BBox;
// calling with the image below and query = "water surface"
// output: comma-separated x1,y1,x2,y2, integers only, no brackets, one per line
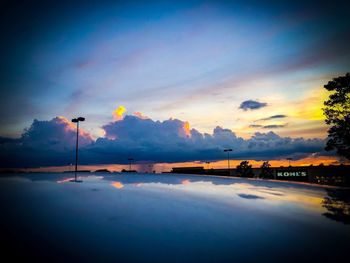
0,173,349,262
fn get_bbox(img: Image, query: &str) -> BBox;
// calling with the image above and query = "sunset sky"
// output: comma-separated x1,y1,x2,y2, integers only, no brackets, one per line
1,0,349,169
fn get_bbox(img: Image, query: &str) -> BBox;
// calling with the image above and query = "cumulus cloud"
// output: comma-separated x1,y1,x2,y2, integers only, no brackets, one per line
89,119,325,163
0,115,328,168
22,116,93,149
0,117,93,167
239,100,267,111
102,115,191,140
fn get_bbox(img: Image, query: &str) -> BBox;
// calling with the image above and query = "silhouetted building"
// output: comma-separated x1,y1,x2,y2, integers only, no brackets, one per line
171,165,350,186
172,167,204,174
95,169,111,173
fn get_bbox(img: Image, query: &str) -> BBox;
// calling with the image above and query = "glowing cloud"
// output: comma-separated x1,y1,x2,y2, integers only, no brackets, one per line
133,111,149,119
57,116,93,139
182,121,191,137
112,105,126,121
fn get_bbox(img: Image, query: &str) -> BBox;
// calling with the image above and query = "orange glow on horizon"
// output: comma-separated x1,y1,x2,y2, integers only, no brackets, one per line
10,155,346,174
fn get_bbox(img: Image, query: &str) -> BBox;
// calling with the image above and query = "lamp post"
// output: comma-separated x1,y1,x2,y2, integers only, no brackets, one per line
224,149,233,175
72,117,85,182
287,157,293,167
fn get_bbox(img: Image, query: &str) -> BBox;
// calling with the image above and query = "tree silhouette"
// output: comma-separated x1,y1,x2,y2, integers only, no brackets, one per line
323,73,350,160
259,161,273,179
236,161,254,177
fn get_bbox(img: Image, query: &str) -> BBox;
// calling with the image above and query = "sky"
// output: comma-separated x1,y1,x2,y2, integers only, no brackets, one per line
0,0,349,169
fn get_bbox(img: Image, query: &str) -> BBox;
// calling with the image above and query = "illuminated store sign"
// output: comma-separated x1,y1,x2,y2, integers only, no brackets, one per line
276,170,307,177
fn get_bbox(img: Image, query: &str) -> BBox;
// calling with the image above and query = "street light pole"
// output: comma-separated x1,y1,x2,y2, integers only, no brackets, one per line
72,117,85,182
224,149,233,175
75,120,79,180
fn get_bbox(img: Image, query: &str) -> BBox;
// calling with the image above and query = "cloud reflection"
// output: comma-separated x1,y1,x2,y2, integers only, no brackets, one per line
237,193,264,200
57,177,75,183
111,181,124,189
181,179,191,185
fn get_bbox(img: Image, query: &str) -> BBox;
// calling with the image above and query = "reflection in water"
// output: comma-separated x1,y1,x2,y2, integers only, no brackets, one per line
322,189,350,224
181,179,191,185
56,175,103,184
237,193,264,200
57,177,75,183
257,189,284,196
1,172,349,263
111,181,124,189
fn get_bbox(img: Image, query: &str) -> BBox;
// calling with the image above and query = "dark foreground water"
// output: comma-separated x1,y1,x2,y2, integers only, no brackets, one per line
0,173,349,263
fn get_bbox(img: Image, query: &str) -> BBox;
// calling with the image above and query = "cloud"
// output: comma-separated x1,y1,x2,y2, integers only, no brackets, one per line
112,105,126,121
21,116,93,150
249,123,287,129
0,115,328,168
257,114,287,121
237,194,264,200
133,112,149,120
0,117,93,167
239,100,267,111
262,124,287,129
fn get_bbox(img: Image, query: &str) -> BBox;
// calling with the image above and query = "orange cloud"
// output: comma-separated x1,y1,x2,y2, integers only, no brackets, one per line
133,111,149,119
112,105,126,121
183,121,191,137
57,116,94,141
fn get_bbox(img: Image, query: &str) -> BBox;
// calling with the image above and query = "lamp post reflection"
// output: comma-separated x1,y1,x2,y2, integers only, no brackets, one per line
128,158,134,171
205,161,210,170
